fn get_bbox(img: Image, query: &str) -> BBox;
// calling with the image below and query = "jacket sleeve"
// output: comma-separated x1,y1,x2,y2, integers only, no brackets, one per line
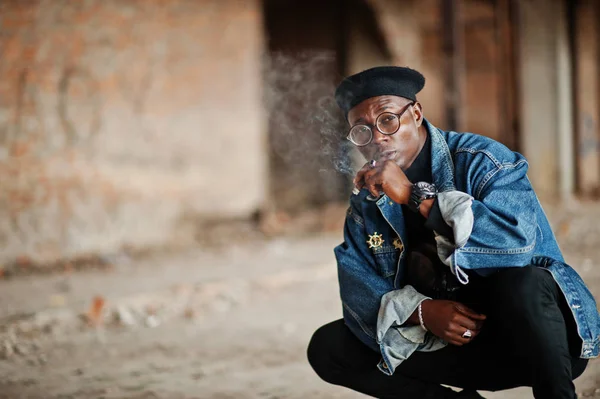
334,205,394,352
436,157,537,283
334,202,445,375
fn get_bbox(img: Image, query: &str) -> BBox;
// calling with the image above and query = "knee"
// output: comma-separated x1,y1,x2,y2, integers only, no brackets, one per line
492,266,557,313
307,323,341,384
504,266,553,295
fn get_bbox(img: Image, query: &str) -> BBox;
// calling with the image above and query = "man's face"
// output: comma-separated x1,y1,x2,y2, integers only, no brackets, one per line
346,95,424,171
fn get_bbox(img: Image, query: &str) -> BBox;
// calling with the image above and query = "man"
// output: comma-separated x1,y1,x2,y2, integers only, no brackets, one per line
307,66,600,399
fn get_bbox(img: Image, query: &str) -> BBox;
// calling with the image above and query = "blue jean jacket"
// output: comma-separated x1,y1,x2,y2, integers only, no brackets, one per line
334,119,600,375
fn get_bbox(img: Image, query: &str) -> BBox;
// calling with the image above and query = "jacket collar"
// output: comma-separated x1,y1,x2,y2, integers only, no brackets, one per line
425,119,456,193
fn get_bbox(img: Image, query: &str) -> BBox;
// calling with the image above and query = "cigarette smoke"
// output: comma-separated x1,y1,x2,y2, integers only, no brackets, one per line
263,50,357,208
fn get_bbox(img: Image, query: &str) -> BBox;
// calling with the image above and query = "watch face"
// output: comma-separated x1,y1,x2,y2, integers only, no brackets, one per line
415,182,432,189
409,182,437,212
414,182,437,194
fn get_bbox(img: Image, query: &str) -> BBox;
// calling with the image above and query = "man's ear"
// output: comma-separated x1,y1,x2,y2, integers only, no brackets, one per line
413,102,424,127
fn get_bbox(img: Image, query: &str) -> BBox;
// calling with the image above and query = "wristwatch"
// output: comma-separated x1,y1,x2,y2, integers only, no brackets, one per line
408,182,437,212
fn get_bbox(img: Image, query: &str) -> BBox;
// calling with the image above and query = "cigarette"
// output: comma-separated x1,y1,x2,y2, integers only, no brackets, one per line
352,187,360,195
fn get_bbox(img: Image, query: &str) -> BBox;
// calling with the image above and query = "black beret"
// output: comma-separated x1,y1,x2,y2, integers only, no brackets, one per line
334,66,425,116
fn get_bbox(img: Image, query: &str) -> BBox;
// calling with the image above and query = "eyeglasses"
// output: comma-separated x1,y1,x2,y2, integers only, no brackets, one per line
346,102,415,147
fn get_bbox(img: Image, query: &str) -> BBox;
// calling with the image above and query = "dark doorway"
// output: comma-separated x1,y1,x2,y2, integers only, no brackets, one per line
263,0,389,214
263,0,347,213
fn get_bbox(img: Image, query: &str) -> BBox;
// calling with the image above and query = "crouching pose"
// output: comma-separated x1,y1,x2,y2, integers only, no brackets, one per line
307,66,599,399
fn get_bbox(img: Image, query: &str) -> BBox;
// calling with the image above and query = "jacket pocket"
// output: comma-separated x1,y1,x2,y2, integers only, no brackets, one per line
373,245,399,278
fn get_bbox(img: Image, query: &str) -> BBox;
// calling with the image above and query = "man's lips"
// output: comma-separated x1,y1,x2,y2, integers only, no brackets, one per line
378,150,398,161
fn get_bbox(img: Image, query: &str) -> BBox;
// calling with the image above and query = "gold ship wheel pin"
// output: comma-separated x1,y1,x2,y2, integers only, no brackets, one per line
367,232,384,249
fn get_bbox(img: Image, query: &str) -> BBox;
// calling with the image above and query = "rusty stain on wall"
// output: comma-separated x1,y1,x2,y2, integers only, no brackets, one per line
0,0,267,264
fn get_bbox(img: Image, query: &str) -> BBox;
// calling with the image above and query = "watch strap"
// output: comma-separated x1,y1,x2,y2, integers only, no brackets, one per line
408,182,437,212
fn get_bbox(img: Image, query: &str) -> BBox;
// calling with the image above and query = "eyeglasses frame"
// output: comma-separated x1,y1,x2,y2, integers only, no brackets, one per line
345,101,415,147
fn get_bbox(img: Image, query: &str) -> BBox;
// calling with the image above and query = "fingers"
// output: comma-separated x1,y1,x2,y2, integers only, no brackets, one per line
353,161,377,188
452,313,480,331
445,329,475,346
426,301,485,346
455,304,487,321
363,170,383,197
354,163,382,197
353,164,370,189
449,322,481,339
446,326,481,346
446,311,484,345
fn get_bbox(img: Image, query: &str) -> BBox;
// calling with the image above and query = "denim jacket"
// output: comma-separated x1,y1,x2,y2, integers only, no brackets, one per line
334,119,600,376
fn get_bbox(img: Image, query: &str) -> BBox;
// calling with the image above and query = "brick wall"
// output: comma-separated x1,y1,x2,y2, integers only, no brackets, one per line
0,0,267,264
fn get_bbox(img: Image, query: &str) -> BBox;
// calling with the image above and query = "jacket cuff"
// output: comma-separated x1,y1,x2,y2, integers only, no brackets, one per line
424,198,455,241
376,285,446,375
435,190,474,284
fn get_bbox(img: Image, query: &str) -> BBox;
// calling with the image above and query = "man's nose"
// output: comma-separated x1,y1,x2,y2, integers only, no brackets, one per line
372,129,389,144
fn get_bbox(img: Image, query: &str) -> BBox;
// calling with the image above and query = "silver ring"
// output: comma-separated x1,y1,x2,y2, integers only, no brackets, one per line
369,159,377,168
462,329,472,339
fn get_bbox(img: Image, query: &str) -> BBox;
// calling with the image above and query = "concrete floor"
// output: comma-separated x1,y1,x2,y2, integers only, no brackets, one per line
0,229,599,398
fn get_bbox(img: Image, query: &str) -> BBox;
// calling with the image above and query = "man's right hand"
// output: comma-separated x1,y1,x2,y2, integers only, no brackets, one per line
420,300,486,346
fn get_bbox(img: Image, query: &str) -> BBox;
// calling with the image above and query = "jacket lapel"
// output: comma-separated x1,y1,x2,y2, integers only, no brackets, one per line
426,119,457,193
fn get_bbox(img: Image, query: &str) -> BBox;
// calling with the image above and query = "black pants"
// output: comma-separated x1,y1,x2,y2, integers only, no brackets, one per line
307,267,589,399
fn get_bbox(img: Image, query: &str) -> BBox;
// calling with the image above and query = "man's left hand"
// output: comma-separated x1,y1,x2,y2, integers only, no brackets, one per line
354,160,413,204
